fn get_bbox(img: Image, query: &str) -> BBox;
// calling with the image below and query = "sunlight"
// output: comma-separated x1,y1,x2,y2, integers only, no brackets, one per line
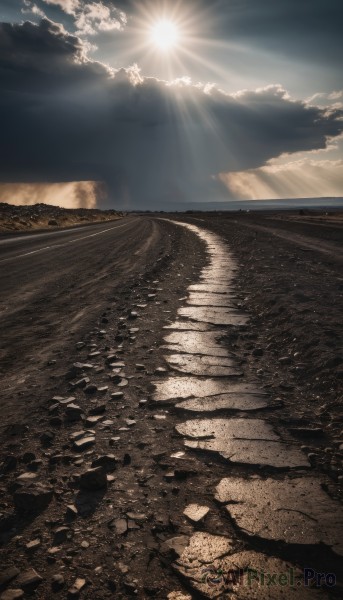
150,19,180,51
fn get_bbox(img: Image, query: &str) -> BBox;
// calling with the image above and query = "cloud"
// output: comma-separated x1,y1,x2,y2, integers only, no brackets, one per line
22,1,46,18
40,0,127,35
0,181,102,208
0,19,342,208
221,159,343,200
41,0,80,15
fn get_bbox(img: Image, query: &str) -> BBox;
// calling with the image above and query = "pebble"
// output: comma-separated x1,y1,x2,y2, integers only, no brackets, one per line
15,569,42,591
25,538,41,552
73,437,95,451
0,591,24,600
51,574,65,591
53,526,70,545
68,578,86,597
183,503,209,523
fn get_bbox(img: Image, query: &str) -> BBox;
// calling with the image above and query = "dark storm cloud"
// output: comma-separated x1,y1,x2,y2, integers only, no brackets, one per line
0,19,342,207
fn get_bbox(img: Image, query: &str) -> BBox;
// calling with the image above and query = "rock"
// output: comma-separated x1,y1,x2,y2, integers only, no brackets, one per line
117,378,129,388
88,404,106,415
279,356,291,364
83,384,97,394
13,484,53,514
15,568,42,591
125,419,136,427
68,578,86,597
128,311,138,319
79,467,107,490
154,367,168,375
114,518,127,535
65,403,84,421
73,436,95,451
0,568,20,587
53,526,70,545
65,504,78,520
167,593,192,600
85,415,103,427
215,476,343,556
51,574,65,591
160,536,189,558
183,504,209,523
70,378,90,390
81,540,89,548
40,431,55,446
252,347,264,356
16,472,37,482
91,454,117,472
110,392,124,400
0,591,24,600
25,538,41,552
123,453,131,466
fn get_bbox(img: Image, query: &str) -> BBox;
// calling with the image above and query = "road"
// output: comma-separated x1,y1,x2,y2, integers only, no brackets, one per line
0,217,172,406
0,213,342,599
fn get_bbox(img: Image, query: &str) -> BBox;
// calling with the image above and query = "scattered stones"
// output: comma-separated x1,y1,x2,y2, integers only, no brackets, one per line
183,503,209,523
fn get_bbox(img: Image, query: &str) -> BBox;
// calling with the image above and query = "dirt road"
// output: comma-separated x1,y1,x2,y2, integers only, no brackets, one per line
0,213,342,599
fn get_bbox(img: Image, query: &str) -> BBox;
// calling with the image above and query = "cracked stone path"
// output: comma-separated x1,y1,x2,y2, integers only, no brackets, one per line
153,221,343,599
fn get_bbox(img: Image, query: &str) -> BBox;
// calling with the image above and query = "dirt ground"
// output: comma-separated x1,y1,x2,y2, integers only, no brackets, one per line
0,210,342,599
0,203,122,233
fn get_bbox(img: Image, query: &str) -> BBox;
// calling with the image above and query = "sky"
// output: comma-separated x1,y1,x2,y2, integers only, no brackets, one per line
0,0,342,209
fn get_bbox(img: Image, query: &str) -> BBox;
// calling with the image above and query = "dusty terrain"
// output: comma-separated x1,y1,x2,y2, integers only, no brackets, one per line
0,211,342,599
0,203,122,233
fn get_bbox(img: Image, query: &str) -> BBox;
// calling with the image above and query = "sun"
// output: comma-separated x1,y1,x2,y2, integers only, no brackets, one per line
150,19,180,51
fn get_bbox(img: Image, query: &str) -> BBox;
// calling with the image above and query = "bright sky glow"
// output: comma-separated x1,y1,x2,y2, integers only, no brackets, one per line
150,19,180,51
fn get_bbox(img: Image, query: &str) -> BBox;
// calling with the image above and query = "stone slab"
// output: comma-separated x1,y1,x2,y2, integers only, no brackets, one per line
165,354,242,377
175,392,269,413
164,321,215,331
187,293,237,307
152,377,263,402
215,477,343,556
174,537,328,599
178,307,248,326
163,331,230,357
177,418,309,469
